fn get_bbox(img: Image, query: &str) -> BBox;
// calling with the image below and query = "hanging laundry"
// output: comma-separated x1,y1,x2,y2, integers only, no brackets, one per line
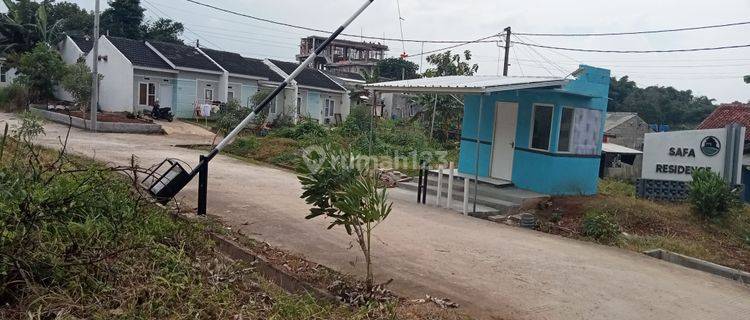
201,104,212,117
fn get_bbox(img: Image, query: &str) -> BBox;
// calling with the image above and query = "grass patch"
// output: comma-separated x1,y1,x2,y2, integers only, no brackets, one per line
597,178,636,197
539,190,750,272
0,122,464,319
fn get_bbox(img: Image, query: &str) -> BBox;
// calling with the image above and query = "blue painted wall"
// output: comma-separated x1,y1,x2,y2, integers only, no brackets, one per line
458,95,495,176
457,65,611,195
174,79,197,118
307,91,321,120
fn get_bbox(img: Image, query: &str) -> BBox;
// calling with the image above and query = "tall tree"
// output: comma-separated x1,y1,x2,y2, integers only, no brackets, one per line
0,0,62,54
140,18,184,44
423,50,478,77
100,0,144,39
48,2,93,37
608,76,716,129
376,58,419,80
414,50,479,142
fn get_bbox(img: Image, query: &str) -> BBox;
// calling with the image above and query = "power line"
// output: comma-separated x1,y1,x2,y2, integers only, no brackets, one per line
409,34,501,57
183,0,498,44
511,40,750,54
516,20,750,37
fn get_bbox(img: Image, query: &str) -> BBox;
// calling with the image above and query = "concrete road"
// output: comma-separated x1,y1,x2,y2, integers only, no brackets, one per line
3,113,749,320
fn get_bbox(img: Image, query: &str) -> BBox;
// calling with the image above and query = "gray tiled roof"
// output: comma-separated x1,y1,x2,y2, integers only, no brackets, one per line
68,35,93,53
106,36,173,70
200,47,281,80
269,59,345,92
148,41,221,72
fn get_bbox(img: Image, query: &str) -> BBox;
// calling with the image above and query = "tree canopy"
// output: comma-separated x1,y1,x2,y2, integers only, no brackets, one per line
101,0,184,44
375,58,419,80
745,75,749,84
608,76,716,129
423,50,478,77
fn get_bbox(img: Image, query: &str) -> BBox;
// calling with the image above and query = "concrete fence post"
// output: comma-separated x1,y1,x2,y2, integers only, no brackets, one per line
447,162,454,209
436,165,444,207
463,177,470,215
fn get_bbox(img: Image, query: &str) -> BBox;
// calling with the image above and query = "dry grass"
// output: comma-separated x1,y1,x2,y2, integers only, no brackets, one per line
538,179,750,272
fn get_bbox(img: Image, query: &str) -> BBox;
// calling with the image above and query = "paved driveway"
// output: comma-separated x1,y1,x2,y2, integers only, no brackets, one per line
2,113,749,320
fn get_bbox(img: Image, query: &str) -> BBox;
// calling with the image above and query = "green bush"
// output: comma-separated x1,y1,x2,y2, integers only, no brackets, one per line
225,136,259,156
689,169,740,218
0,83,29,112
271,118,328,141
582,211,620,243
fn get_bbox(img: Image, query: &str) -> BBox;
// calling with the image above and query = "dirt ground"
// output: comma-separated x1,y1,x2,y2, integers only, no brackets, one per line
3,113,749,320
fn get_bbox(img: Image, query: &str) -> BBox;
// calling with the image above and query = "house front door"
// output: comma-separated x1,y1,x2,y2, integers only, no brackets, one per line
159,83,173,108
490,102,519,181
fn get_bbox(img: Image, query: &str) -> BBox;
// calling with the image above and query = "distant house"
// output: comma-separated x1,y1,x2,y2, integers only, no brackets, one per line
55,36,291,119
604,112,652,150
296,35,388,74
267,59,348,124
56,35,93,101
697,102,750,141
197,48,291,121
0,58,18,88
601,112,651,180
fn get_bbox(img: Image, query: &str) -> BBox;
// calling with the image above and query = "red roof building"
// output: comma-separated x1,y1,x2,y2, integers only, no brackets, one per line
697,102,750,139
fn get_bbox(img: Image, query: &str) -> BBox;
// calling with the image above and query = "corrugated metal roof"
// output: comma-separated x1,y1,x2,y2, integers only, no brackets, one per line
604,112,639,132
602,143,642,154
364,75,567,93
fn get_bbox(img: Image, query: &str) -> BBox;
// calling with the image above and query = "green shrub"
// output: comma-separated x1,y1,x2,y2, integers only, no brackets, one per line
0,83,29,112
225,136,259,156
271,119,327,141
582,211,620,243
689,169,740,218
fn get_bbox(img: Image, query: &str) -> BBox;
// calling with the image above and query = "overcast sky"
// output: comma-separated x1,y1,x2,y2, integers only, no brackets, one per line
50,0,750,103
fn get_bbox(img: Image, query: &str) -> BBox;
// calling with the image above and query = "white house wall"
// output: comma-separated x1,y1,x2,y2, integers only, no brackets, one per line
86,36,133,112
55,36,85,102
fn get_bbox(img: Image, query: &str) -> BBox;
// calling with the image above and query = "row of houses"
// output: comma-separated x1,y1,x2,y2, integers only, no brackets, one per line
57,35,351,124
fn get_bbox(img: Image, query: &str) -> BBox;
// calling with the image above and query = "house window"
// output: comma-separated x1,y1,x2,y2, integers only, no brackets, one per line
270,96,277,114
227,91,235,101
324,98,335,118
297,97,302,114
139,83,157,106
558,107,575,152
204,89,213,101
0,65,7,83
530,104,554,151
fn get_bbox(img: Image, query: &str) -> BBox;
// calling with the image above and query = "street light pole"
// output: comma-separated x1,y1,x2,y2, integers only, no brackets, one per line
90,0,100,132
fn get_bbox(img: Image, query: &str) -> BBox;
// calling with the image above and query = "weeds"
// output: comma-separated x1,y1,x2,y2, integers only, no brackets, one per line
581,211,621,244
689,169,740,218
0,118,399,319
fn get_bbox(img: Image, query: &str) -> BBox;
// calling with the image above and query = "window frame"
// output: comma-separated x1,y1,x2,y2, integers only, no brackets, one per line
556,106,576,153
204,88,214,101
138,82,157,106
529,103,555,152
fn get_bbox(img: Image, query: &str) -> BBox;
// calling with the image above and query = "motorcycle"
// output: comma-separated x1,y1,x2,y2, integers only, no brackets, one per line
150,103,174,122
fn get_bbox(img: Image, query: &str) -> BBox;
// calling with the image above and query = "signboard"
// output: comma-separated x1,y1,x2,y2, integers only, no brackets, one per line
642,127,745,184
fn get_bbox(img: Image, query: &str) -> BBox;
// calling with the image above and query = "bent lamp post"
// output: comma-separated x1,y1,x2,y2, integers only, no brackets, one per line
146,0,376,214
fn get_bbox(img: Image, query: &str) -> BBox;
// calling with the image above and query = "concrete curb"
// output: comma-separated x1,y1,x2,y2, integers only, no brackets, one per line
31,108,163,134
208,232,341,304
644,249,750,285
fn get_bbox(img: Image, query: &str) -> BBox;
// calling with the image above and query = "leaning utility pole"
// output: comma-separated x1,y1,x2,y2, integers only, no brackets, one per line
502,26,511,76
90,0,101,132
